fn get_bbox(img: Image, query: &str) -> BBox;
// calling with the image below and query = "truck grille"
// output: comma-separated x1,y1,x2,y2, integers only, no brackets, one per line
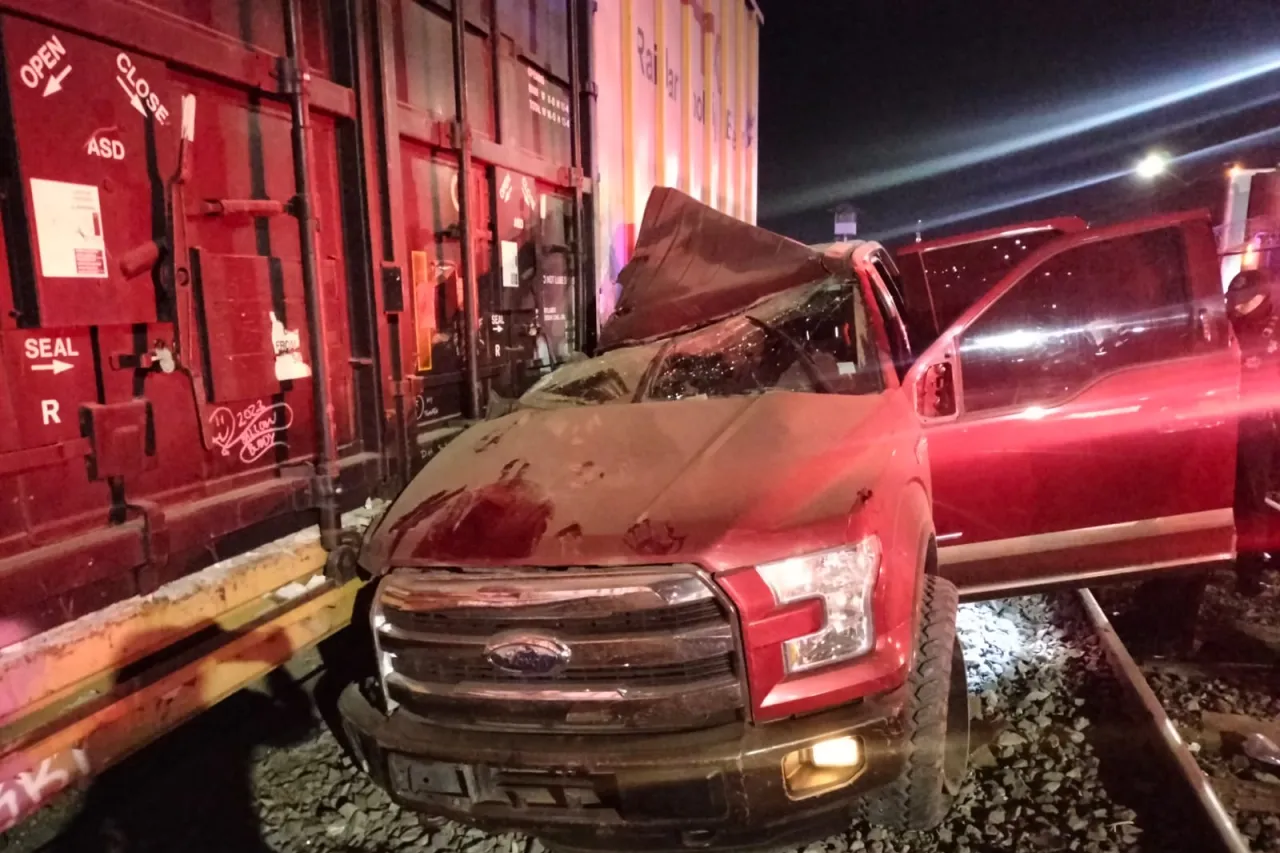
374,567,744,733
383,597,724,636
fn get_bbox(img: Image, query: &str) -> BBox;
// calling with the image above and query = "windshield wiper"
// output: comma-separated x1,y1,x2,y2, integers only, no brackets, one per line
745,315,833,394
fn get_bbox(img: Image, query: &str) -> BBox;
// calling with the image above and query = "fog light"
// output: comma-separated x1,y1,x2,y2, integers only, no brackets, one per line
782,736,864,799
809,735,861,768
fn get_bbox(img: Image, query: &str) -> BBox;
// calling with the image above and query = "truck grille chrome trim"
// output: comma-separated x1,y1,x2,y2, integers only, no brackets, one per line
375,567,745,733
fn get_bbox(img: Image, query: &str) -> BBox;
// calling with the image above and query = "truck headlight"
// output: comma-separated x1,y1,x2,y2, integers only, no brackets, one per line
756,538,881,673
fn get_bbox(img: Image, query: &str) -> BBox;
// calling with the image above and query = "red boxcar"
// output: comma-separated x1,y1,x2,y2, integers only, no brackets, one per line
0,0,573,645
0,0,762,649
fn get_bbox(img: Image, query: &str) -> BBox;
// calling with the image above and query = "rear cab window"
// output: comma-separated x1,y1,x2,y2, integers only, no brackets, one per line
897,224,1081,353
957,228,1196,413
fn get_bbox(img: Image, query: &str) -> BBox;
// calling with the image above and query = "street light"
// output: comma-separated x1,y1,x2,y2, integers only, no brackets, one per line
1135,151,1171,180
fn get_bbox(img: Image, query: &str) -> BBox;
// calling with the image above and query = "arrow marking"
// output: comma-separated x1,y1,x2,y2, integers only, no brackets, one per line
115,76,147,117
43,66,72,97
31,359,73,375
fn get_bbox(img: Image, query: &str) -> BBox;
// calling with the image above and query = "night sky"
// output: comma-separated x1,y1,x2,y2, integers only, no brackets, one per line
756,0,1280,247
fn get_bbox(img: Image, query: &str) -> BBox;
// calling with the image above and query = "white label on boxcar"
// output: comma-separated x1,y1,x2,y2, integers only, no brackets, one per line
29,178,107,279
501,240,520,289
270,312,311,381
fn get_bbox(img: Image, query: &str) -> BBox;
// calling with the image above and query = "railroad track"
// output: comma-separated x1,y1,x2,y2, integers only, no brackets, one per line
1106,569,1280,852
1078,589,1252,853
9,589,1268,853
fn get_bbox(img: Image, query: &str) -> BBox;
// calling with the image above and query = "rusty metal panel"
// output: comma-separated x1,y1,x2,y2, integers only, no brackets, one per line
0,329,96,448
144,0,335,79
0,17,178,327
0,578,361,834
0,523,331,730
0,0,378,640
193,252,309,402
498,52,572,168
80,399,156,480
394,0,495,138
496,0,570,81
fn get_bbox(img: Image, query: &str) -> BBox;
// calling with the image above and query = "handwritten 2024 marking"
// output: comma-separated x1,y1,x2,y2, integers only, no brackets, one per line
209,401,293,464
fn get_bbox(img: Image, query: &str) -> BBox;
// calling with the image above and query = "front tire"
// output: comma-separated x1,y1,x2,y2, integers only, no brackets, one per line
864,574,967,831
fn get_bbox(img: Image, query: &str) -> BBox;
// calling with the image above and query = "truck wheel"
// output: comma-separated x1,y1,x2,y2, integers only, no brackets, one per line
863,574,967,831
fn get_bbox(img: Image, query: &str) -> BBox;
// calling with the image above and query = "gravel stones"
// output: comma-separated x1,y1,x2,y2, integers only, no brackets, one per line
830,594,1186,853
995,731,1026,748
1136,567,1280,853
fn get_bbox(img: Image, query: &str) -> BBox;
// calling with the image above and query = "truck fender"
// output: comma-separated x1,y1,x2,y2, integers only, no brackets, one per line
891,478,936,663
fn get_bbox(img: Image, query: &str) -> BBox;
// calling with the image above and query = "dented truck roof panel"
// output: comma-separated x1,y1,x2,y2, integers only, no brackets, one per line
598,189,842,351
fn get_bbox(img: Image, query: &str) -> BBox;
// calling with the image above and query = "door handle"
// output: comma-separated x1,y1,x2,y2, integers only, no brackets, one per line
1196,309,1214,345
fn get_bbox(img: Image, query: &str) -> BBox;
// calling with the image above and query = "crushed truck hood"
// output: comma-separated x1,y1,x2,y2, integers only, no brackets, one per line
362,393,903,573
598,187,838,351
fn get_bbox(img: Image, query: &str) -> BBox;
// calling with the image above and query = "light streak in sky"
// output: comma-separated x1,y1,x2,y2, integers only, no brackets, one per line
767,50,1280,218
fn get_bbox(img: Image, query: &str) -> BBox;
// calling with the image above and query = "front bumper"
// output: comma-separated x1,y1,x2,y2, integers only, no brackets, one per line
338,684,910,853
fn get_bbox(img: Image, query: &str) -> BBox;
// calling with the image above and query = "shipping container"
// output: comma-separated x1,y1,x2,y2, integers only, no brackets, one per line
0,0,760,650
592,0,762,321
1218,166,1280,286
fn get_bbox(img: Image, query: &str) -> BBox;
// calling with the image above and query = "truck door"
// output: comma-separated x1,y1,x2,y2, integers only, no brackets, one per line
909,212,1238,595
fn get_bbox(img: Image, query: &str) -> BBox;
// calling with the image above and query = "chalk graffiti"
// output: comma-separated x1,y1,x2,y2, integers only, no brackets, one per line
413,394,441,424
210,400,293,464
0,748,89,832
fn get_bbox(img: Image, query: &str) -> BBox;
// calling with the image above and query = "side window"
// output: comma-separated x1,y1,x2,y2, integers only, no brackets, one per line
958,228,1195,414
924,230,1065,333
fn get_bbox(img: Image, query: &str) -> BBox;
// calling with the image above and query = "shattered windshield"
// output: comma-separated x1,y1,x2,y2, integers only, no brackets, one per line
520,277,884,408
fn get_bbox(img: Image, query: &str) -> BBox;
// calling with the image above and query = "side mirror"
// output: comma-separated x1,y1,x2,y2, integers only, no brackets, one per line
916,358,957,419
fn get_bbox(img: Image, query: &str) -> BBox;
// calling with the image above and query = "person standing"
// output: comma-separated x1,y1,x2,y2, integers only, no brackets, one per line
1227,268,1280,594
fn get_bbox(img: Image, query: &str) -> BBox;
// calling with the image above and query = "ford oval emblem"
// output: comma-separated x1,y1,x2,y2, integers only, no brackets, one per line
483,632,572,676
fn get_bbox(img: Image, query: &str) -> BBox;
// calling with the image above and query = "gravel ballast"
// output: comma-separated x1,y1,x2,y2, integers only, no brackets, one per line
1125,568,1280,853
6,594,1222,853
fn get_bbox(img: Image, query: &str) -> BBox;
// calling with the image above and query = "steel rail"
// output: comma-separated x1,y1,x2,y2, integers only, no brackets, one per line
1079,589,1251,853
0,580,360,838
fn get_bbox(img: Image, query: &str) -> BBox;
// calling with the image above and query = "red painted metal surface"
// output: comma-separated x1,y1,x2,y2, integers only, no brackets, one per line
2,17,176,327
715,393,926,722
0,0,594,644
383,0,583,448
364,387,930,721
909,211,1239,590
369,393,909,570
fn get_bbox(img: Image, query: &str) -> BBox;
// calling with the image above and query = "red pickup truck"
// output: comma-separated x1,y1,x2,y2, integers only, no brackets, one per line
339,189,1238,852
